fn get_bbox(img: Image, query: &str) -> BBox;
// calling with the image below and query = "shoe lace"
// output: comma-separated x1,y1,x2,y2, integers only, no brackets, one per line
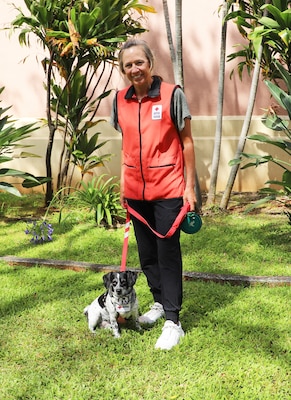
151,303,163,311
163,321,180,332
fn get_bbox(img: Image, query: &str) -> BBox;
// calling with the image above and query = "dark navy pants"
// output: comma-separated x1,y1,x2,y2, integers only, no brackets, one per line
127,198,183,323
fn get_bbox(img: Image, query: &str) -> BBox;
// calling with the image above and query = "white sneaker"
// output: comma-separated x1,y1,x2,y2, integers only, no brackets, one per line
138,302,165,324
155,320,185,350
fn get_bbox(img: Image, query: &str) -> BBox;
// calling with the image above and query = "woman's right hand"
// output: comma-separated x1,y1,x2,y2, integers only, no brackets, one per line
120,191,126,208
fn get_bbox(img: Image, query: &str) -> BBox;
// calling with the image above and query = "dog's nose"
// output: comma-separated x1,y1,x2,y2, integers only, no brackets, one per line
116,289,122,295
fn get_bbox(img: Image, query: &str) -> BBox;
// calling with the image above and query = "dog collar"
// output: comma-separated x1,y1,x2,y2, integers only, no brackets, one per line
115,295,132,314
116,304,131,313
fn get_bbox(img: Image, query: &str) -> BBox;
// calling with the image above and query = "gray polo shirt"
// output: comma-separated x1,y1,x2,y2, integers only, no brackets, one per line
110,75,191,133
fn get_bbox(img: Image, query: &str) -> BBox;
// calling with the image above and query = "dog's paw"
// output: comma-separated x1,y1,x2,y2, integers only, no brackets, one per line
100,321,111,330
135,322,143,333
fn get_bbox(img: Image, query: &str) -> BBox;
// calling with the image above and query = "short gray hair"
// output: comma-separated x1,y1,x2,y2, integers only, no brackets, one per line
118,39,154,74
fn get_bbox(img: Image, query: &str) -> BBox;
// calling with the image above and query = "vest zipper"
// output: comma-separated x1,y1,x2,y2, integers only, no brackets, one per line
138,100,146,200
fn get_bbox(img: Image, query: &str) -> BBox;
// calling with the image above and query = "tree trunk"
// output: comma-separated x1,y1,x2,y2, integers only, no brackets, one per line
162,0,177,82
163,0,202,211
219,44,263,209
219,0,272,209
45,54,55,207
175,0,184,88
175,0,202,210
206,0,227,206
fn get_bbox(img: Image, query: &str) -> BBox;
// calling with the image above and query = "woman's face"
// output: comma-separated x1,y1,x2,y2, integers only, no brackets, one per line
121,45,152,89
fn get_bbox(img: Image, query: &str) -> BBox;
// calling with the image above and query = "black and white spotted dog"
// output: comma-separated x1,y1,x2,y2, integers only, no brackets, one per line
84,271,141,338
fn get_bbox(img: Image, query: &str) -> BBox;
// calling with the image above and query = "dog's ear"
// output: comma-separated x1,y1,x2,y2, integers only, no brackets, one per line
103,272,112,289
127,270,138,286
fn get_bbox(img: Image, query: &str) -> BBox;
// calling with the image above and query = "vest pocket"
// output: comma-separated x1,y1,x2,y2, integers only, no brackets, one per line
148,163,175,168
124,163,136,168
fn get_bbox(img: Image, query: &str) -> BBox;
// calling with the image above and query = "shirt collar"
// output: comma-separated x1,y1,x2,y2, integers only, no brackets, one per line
124,75,162,100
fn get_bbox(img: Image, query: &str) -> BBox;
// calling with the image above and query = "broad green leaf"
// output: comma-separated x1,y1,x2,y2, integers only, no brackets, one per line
258,16,281,29
243,195,276,214
78,12,95,37
45,30,70,38
265,179,285,185
260,5,285,28
283,170,291,193
281,9,291,27
97,90,112,100
264,80,288,109
22,176,50,188
248,27,264,57
0,156,12,164
240,160,270,169
225,10,255,23
273,60,291,93
281,95,291,120
259,188,281,195
18,151,41,158
279,28,291,47
229,158,242,166
272,0,288,11
235,15,253,29
0,168,33,178
131,4,156,14
103,37,125,43
0,182,21,196
261,114,289,131
70,7,77,25
248,134,288,151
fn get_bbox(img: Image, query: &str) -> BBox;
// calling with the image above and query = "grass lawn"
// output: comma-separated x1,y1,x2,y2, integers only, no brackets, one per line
0,193,290,399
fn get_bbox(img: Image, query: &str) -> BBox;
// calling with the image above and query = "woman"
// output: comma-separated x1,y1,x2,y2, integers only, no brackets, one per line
111,39,196,350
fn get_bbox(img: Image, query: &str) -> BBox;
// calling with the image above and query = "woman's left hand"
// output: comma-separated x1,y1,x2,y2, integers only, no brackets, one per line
183,187,196,211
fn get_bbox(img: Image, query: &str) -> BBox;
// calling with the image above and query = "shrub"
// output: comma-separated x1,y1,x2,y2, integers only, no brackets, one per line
76,174,125,226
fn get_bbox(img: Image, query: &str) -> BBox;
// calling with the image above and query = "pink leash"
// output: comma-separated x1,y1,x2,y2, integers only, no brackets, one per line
120,202,190,272
120,210,131,272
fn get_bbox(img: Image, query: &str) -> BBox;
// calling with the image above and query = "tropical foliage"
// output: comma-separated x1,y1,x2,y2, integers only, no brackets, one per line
226,0,291,79
70,127,111,183
76,174,124,226
11,0,156,205
0,87,48,196
219,1,291,212
230,60,291,221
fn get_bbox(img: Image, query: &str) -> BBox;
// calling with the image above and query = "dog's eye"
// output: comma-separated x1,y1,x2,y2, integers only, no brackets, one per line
120,279,127,286
112,279,118,286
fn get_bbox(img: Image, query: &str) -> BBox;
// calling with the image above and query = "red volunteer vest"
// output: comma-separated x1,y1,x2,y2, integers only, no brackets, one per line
116,80,185,201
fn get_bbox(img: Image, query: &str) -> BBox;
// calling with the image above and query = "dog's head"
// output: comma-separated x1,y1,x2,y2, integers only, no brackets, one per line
103,271,138,297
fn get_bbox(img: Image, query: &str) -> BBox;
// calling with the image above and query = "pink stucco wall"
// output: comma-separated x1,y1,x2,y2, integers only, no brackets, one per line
1,0,270,119
1,0,284,193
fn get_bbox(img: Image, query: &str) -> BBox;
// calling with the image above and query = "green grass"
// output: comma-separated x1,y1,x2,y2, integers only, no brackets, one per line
0,193,289,277
0,265,290,399
0,193,290,399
